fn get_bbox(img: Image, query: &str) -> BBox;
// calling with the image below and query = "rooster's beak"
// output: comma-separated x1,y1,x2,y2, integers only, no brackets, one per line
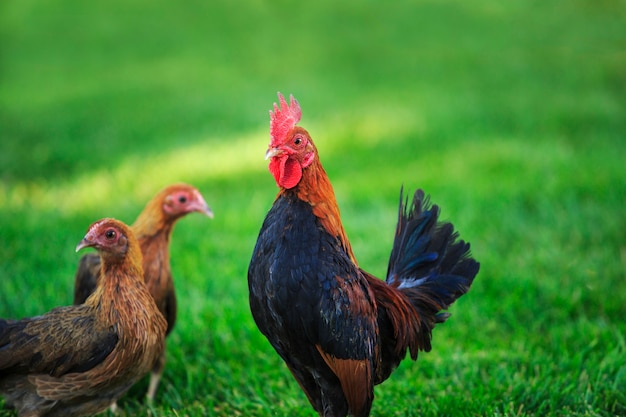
265,147,284,160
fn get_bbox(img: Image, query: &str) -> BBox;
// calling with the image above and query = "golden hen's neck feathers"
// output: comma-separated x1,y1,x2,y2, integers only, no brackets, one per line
90,238,166,339
91,239,144,299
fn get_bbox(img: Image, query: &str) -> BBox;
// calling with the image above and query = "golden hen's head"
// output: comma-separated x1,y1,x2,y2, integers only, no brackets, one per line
76,218,140,265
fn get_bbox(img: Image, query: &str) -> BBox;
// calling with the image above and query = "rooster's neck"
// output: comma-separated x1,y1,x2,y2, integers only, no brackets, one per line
281,158,357,264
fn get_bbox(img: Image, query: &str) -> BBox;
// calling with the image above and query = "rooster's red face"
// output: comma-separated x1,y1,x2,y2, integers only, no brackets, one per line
267,127,316,189
266,93,316,189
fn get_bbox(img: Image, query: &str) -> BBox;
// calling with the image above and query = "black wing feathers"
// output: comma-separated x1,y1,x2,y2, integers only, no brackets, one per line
248,187,479,415
249,193,375,360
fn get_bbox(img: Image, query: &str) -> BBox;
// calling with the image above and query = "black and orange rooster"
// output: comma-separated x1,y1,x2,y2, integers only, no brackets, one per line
0,218,167,417
248,93,480,417
73,183,213,400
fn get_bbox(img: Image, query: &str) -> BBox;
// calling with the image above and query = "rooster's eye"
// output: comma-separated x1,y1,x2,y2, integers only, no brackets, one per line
294,137,302,146
178,196,187,204
105,229,116,240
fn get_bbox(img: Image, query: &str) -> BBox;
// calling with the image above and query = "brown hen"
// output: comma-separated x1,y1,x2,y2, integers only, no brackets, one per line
73,183,213,400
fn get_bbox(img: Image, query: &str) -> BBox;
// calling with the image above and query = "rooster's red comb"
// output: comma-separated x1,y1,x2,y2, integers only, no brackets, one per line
270,92,302,146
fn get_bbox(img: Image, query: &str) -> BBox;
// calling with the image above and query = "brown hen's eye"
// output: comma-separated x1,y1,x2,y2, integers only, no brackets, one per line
294,137,302,145
178,196,187,204
105,229,116,240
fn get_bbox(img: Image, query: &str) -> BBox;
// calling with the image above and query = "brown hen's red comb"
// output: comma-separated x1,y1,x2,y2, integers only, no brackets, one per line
270,92,302,146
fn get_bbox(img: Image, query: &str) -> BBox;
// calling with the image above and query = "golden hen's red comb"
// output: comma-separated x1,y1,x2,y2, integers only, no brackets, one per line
270,92,302,147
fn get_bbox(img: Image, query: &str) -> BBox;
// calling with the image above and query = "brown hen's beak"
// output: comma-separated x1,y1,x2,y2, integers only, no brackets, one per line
190,191,214,219
201,206,214,219
265,147,284,160
195,203,214,219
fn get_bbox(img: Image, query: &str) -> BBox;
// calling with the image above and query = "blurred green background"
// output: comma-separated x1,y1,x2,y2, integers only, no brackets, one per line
1,0,625,416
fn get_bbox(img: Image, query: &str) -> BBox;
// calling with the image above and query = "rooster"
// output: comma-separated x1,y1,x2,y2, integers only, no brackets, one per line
73,183,213,400
248,93,480,417
0,218,167,417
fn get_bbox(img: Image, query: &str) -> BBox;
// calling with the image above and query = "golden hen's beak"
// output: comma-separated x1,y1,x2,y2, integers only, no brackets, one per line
76,238,93,253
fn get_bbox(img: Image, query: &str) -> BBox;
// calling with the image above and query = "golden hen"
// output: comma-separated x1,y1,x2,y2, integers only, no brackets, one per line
0,218,167,417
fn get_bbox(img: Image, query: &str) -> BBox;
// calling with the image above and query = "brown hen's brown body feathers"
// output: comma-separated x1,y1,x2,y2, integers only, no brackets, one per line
0,218,167,417
73,184,213,400
249,93,479,416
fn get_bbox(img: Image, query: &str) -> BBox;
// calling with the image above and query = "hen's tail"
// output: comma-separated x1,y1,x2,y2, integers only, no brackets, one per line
370,188,479,383
0,318,28,371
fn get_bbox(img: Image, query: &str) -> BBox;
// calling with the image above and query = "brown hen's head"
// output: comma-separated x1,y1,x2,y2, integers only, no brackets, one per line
76,218,138,260
266,92,317,189
159,184,213,220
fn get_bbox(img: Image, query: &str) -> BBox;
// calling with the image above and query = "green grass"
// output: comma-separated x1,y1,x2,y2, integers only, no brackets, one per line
1,0,625,416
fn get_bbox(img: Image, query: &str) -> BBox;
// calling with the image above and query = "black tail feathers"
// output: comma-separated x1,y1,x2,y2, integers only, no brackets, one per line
386,188,479,321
